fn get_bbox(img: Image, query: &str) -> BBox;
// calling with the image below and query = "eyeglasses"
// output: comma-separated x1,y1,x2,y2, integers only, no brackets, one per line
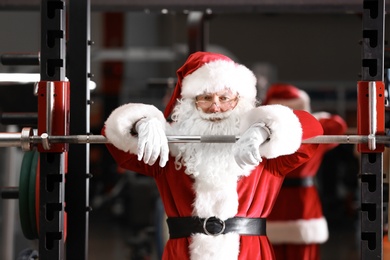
195,94,239,109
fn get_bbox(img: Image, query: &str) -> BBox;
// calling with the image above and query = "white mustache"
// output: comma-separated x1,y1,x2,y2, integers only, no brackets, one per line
196,108,233,121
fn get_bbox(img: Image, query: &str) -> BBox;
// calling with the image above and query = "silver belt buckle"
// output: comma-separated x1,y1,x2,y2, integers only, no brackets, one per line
203,217,226,236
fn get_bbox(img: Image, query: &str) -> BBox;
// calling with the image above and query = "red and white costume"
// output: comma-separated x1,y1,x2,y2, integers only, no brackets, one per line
102,52,323,260
265,84,348,260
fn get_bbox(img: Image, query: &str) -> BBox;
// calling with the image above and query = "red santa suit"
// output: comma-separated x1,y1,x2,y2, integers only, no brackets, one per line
264,84,348,260
103,52,324,260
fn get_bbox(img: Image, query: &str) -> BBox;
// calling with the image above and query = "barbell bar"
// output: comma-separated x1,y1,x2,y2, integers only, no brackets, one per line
1,127,390,150
30,134,390,144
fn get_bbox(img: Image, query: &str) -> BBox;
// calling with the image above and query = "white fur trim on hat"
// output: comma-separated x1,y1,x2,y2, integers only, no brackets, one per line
267,217,329,244
181,59,257,99
240,104,302,158
104,103,167,153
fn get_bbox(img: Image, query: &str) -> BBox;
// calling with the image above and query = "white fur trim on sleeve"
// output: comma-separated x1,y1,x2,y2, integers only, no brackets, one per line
267,217,329,244
240,105,302,158
104,103,166,154
312,111,331,120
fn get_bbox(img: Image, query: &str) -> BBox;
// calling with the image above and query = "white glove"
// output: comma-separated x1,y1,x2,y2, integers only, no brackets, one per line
135,117,169,167
233,123,270,170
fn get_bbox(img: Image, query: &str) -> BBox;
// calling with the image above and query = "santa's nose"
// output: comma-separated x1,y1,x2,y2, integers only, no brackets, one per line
208,102,221,113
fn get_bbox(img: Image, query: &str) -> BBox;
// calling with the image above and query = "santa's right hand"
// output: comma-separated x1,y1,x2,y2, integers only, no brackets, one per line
135,118,169,167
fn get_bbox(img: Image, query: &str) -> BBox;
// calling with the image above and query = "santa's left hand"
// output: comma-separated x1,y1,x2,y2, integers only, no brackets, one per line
233,123,270,170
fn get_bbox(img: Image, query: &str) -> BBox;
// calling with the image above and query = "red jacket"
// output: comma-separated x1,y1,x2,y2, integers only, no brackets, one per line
103,109,323,260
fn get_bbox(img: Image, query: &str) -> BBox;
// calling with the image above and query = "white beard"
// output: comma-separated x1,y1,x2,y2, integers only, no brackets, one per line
168,98,254,219
168,98,255,260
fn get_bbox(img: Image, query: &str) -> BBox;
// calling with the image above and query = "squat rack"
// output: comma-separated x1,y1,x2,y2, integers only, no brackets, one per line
359,1,386,259
0,0,92,259
0,0,388,259
37,0,91,259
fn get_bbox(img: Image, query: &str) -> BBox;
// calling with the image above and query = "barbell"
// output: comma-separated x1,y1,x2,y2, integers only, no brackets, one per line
0,127,390,151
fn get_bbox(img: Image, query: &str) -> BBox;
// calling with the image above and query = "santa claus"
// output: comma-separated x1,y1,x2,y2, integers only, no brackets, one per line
264,83,348,260
102,52,323,260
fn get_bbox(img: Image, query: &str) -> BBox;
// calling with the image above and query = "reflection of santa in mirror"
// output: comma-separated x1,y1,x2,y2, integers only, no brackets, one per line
103,52,323,260
264,83,348,260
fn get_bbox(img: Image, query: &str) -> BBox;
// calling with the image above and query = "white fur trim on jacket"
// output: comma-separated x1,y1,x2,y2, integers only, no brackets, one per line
181,59,257,99
267,217,329,244
190,233,240,260
240,104,302,159
104,103,167,154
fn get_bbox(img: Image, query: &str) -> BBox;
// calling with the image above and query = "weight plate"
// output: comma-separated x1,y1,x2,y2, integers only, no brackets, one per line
28,150,39,238
19,151,35,240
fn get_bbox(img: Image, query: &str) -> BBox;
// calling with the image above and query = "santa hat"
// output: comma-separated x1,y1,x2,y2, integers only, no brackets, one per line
163,51,257,118
262,83,311,111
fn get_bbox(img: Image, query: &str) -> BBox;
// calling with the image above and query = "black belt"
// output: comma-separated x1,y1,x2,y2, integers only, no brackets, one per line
282,176,315,187
166,216,266,239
